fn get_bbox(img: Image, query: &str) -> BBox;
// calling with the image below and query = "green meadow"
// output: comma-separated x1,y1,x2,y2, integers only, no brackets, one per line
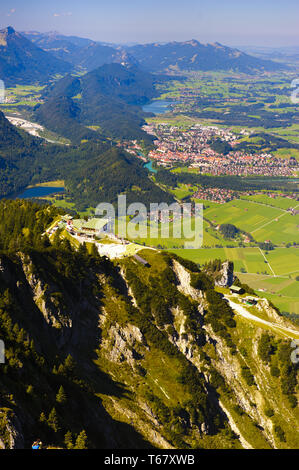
251,212,299,245
171,246,299,315
170,247,273,275
203,197,299,245
170,246,299,277
238,273,299,315
239,194,299,210
204,199,283,233
273,148,299,160
265,248,299,276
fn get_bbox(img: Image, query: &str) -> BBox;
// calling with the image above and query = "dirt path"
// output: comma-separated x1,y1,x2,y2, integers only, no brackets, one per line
258,248,276,276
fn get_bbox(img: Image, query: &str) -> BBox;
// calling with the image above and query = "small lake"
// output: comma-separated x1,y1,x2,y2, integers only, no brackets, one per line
144,160,157,173
142,100,175,114
11,186,65,199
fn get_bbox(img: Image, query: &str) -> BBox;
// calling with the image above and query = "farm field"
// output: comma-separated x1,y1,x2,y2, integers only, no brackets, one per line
239,194,299,210
0,84,45,109
171,246,299,277
170,247,273,275
203,198,299,244
273,148,299,160
251,211,299,244
204,199,284,233
128,216,244,249
265,247,299,276
269,124,299,144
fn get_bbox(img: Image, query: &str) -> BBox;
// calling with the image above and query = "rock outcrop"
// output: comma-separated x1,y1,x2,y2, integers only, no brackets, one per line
214,261,234,287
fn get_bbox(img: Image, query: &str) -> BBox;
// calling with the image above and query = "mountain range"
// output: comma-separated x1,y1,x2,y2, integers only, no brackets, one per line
0,24,298,452
22,30,284,74
126,39,284,73
22,30,137,71
0,27,71,85
0,27,285,88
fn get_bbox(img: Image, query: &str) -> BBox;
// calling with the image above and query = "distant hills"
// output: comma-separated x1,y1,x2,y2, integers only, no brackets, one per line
22,30,137,71
0,27,71,85
236,45,299,65
20,30,284,74
126,39,284,73
35,63,159,143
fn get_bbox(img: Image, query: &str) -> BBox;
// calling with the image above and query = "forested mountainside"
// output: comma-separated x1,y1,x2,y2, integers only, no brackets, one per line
0,200,298,449
35,63,158,143
0,27,71,85
0,111,171,209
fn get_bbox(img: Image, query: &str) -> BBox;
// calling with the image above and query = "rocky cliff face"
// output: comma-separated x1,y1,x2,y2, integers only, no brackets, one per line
214,261,234,287
0,249,298,449
0,410,24,449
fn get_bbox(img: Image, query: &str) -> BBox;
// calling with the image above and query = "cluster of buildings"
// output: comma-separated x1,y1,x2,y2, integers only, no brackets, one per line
229,286,259,306
266,192,299,204
46,215,149,260
194,187,239,203
144,123,238,167
138,123,299,177
65,217,110,239
189,153,298,177
47,215,110,241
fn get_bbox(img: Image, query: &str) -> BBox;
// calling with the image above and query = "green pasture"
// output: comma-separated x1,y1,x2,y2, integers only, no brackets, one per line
238,272,299,315
251,211,299,244
240,194,299,210
170,247,272,275
172,246,299,315
204,199,282,233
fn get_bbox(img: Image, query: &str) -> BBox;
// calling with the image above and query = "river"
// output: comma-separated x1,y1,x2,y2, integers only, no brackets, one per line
143,160,157,174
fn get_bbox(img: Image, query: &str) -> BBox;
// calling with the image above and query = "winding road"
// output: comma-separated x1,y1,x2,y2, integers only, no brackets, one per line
225,297,299,340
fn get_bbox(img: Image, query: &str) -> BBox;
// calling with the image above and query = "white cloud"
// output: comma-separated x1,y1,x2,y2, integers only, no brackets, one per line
53,12,72,18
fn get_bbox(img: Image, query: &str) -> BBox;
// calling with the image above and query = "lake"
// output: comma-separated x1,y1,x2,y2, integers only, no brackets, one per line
10,186,65,199
142,100,175,114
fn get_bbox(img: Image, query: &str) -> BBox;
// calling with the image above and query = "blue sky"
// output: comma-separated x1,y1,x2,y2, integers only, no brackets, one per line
0,0,298,46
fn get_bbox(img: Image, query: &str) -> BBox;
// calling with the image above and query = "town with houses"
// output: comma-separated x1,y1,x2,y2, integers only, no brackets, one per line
122,122,299,206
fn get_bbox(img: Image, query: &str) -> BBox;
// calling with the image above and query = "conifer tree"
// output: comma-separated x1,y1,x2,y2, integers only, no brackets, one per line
75,430,88,449
78,242,88,257
48,408,60,433
39,412,47,424
56,386,67,404
90,242,99,258
64,431,74,449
